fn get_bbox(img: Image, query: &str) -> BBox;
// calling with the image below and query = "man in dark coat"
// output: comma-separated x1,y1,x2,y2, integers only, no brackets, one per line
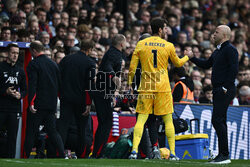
24,41,65,158
188,25,238,164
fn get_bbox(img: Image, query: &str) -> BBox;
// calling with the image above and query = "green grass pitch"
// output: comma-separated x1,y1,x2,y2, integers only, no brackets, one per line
0,159,249,167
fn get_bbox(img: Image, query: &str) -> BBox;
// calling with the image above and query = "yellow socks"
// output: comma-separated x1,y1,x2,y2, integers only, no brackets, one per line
162,114,176,155
132,114,149,153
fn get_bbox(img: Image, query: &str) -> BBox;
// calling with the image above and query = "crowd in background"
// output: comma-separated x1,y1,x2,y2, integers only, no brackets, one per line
0,0,249,111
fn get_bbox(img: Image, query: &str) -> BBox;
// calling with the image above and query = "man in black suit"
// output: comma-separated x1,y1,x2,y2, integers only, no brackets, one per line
92,34,126,158
57,39,96,158
188,25,238,164
24,41,65,158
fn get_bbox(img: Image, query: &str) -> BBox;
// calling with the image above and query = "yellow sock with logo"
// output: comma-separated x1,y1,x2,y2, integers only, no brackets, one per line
162,113,176,155
132,113,149,153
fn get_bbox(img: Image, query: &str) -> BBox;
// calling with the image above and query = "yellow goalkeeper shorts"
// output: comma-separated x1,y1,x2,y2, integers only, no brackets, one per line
135,92,174,115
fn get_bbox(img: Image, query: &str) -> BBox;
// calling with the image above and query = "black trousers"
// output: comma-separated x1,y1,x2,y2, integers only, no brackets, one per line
92,93,113,158
212,87,235,156
24,109,65,158
56,100,88,158
0,112,19,158
138,114,158,158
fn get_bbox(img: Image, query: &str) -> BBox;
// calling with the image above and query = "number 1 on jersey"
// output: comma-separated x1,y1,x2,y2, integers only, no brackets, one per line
152,49,157,68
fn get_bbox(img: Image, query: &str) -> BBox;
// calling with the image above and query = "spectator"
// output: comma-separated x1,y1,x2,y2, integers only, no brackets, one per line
40,0,51,13
236,66,248,85
104,1,113,18
204,69,212,79
39,31,50,48
203,48,212,60
195,31,204,44
22,0,33,17
140,10,151,24
68,25,78,44
1,27,11,41
199,85,213,104
237,84,250,105
192,45,201,58
53,0,64,13
0,0,18,19
239,54,249,68
50,12,61,37
202,77,212,87
24,41,65,158
109,27,118,39
44,48,52,59
79,7,88,22
54,48,65,64
36,8,52,38
77,24,90,41
176,31,187,47
18,10,27,27
193,80,202,103
28,20,39,39
64,33,75,55
69,13,79,27
61,12,69,27
92,27,101,43
191,69,201,81
117,19,125,33
17,29,29,42
50,23,67,46
0,43,27,158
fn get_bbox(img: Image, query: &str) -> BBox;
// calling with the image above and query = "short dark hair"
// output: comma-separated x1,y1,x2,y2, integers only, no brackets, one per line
80,40,95,51
18,29,30,38
56,23,67,33
203,85,213,93
30,41,45,52
36,8,46,15
7,43,19,52
1,26,11,33
22,0,32,6
171,67,187,77
150,18,168,35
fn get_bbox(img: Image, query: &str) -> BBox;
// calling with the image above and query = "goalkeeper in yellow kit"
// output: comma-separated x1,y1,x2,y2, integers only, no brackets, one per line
128,18,193,160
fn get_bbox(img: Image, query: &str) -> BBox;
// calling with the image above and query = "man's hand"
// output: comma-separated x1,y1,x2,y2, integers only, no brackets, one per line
184,48,194,58
29,105,37,113
13,91,21,99
82,105,91,116
112,76,121,90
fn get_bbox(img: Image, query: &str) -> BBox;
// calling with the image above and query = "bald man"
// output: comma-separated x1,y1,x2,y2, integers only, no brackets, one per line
24,41,65,158
188,25,238,164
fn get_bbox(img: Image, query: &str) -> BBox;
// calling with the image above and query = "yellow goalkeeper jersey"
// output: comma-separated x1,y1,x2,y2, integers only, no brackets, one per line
128,36,189,92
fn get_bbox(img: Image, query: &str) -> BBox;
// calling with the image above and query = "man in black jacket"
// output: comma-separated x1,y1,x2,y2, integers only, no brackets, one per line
92,34,126,158
57,39,96,158
188,25,238,164
0,43,27,158
24,41,65,158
